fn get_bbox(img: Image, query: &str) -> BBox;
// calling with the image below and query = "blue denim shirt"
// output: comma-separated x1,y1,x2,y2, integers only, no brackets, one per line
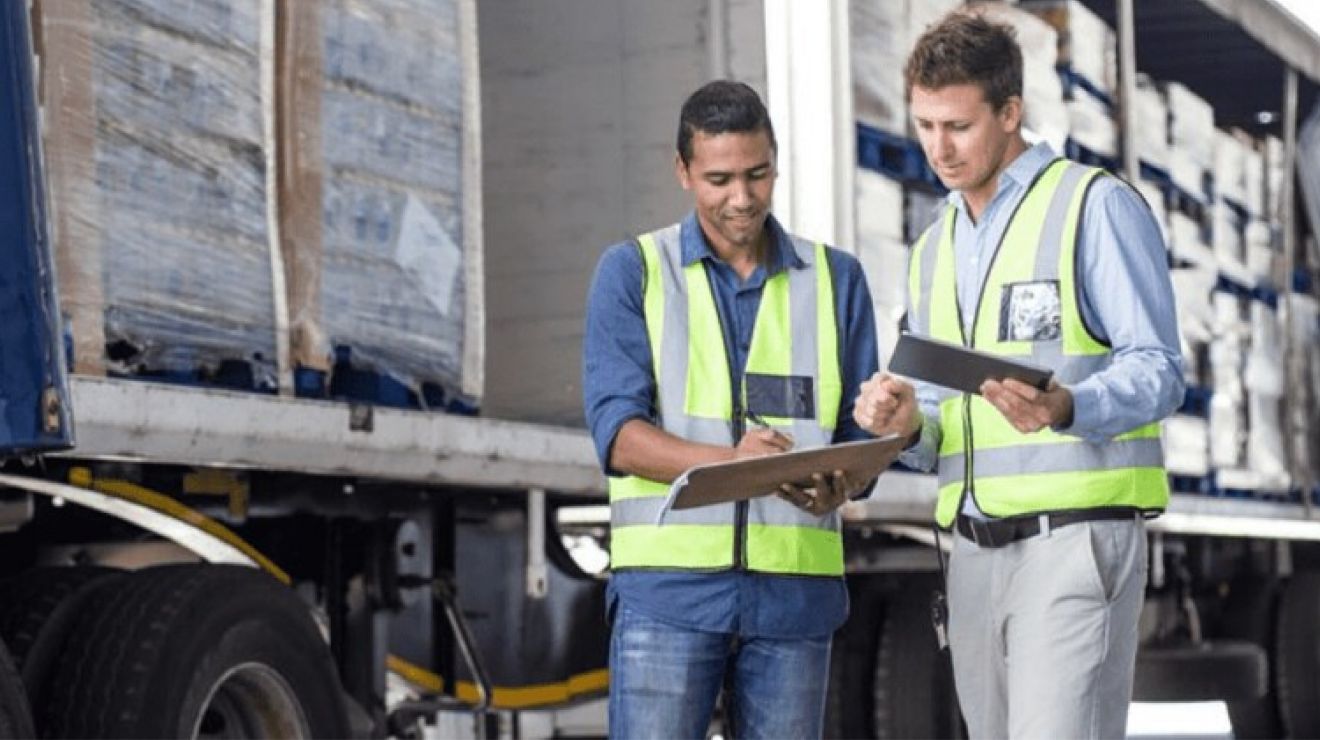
583,211,879,638
899,144,1185,496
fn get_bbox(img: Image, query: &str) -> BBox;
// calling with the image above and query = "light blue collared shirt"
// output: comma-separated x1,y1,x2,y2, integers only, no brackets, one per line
898,143,1185,505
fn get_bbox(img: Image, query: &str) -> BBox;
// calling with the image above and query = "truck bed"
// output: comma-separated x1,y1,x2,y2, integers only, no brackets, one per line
54,376,605,496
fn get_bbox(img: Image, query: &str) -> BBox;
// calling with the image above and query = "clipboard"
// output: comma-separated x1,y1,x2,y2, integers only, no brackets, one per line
888,332,1052,395
660,434,910,517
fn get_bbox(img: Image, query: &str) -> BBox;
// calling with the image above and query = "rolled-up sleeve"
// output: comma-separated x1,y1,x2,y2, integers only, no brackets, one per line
1063,178,1185,441
583,243,656,475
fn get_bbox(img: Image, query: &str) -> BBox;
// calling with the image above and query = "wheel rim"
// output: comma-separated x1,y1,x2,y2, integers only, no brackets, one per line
191,662,311,739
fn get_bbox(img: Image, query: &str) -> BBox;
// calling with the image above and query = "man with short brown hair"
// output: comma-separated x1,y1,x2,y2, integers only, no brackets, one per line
856,10,1184,738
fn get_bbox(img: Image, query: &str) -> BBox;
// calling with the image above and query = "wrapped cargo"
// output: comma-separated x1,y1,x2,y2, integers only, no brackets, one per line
1019,0,1116,96
856,234,909,365
1211,198,1245,272
1213,130,1247,205
852,0,964,136
280,0,479,406
1242,136,1266,217
1161,415,1209,478
1244,302,1288,490
1244,219,1275,285
1165,82,1214,198
38,0,276,383
856,169,906,246
1066,92,1117,158
1168,211,1213,267
1286,293,1320,490
1134,76,1170,171
974,2,1068,151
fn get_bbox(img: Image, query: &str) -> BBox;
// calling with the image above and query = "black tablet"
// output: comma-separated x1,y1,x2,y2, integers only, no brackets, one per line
888,333,1053,395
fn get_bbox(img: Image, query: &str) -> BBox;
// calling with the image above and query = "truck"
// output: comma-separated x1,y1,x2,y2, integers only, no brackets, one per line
0,0,1317,739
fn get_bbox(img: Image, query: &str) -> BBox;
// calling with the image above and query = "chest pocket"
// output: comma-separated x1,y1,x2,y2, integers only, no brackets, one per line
999,279,1062,342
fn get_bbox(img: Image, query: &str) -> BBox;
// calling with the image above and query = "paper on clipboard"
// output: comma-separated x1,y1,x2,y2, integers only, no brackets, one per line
657,434,910,524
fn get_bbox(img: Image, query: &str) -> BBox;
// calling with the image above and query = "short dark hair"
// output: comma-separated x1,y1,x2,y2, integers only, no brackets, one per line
676,80,777,166
904,9,1023,111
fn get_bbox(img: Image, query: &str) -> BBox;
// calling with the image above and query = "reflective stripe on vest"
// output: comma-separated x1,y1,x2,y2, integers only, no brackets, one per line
908,160,1168,526
609,223,845,575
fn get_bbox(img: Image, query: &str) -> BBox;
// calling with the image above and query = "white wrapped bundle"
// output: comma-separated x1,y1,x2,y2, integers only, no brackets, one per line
1019,0,1116,95
1134,77,1170,170
1162,414,1209,477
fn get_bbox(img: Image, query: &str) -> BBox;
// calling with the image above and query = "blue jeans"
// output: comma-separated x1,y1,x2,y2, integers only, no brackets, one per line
608,605,831,739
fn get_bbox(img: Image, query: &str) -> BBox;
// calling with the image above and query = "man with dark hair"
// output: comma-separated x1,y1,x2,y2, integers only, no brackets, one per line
855,10,1183,739
583,79,879,738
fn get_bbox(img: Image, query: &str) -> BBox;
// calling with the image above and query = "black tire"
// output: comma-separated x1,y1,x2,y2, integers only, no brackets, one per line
1219,576,1283,738
872,576,962,740
1276,572,1320,738
1133,641,1267,702
824,578,886,739
38,564,350,738
0,639,34,740
0,565,123,716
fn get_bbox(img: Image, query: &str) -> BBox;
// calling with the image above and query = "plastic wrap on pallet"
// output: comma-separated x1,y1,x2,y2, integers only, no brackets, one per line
1244,302,1287,489
1244,219,1276,285
1165,82,1214,198
38,0,276,383
856,168,906,246
1286,293,1320,489
1134,76,1169,171
857,235,909,324
1161,414,1209,478
292,0,472,403
1168,211,1212,267
1169,266,1216,346
1065,92,1116,158
856,235,909,369
1213,130,1247,205
1208,391,1247,470
975,3,1067,151
851,0,963,137
1018,0,1116,96
1211,198,1245,272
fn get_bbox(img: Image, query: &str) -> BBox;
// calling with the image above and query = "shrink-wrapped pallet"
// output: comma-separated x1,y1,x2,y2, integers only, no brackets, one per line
1134,77,1170,171
283,0,476,404
852,0,964,136
1019,0,1116,96
1165,82,1214,198
37,0,276,382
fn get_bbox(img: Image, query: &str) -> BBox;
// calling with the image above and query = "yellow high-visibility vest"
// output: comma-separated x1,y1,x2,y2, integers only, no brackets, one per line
609,222,845,575
907,159,1168,527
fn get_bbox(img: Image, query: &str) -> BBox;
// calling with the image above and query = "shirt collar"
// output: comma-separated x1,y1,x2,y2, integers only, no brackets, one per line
679,211,804,274
945,141,1058,211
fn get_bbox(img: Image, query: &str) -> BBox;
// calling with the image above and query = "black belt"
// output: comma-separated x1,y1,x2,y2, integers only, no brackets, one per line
954,507,1141,548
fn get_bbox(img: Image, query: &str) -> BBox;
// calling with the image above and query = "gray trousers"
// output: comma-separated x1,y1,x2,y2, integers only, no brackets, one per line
947,517,1147,739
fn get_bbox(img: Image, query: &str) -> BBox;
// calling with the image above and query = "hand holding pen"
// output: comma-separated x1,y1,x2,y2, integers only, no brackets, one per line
734,410,794,460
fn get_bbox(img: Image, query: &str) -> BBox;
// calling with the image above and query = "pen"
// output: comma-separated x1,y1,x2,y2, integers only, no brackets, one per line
745,409,771,429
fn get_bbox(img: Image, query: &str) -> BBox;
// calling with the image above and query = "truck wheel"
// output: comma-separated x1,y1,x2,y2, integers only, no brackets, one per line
0,639,34,739
0,565,123,715
1220,577,1282,738
1276,572,1320,738
824,578,885,739
872,576,962,739
38,564,350,739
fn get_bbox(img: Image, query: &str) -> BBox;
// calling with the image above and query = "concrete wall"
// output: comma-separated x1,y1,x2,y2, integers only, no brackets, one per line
479,0,765,426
